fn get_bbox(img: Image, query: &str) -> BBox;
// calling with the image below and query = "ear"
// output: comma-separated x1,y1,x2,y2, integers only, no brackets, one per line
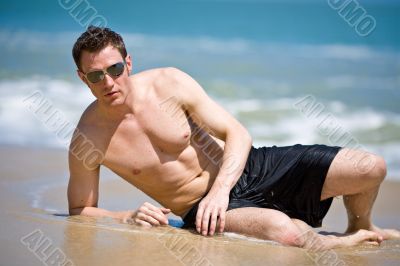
76,69,89,87
125,54,132,75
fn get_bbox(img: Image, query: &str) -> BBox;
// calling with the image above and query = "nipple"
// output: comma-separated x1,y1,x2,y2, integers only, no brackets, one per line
132,169,141,175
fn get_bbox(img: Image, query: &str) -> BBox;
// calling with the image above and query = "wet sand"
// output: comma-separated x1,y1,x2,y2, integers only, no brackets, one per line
0,146,399,266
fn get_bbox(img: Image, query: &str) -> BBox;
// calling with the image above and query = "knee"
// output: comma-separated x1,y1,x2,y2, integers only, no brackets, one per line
271,221,306,248
373,155,387,183
359,154,386,185
280,227,318,249
281,231,305,248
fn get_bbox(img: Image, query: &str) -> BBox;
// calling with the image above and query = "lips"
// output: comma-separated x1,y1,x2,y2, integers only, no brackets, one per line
104,91,118,97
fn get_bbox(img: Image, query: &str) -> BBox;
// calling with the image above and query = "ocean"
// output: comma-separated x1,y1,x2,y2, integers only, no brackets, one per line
0,0,399,178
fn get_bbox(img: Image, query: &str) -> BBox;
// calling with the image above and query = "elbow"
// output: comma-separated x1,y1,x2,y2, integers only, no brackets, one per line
236,124,252,146
240,123,252,141
69,207,83,216
244,130,252,146
68,209,78,216
242,129,253,150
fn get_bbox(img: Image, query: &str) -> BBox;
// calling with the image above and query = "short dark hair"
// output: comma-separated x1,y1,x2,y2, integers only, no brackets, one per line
72,26,127,70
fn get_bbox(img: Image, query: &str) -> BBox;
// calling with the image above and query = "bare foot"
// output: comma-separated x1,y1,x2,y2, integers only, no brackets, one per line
370,225,400,240
343,229,383,247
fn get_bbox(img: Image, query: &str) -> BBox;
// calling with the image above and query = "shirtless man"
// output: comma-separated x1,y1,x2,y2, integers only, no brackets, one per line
68,26,400,250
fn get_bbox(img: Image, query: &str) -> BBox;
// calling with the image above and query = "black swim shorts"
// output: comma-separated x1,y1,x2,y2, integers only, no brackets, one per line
182,144,341,229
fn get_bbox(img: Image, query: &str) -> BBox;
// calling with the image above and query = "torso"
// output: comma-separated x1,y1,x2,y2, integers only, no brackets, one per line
81,69,225,216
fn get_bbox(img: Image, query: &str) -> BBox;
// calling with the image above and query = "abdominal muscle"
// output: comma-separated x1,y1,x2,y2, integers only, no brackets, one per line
117,142,223,217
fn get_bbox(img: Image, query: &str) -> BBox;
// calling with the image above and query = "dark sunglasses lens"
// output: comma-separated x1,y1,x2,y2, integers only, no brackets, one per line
87,71,104,83
107,62,125,77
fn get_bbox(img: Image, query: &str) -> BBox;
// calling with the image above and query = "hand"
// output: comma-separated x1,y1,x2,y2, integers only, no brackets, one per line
195,189,229,236
121,202,171,227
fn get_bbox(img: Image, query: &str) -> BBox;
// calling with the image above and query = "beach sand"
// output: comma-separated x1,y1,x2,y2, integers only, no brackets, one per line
0,146,399,266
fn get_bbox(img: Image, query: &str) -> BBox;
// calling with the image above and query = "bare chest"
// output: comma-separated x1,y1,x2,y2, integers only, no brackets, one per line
101,99,193,183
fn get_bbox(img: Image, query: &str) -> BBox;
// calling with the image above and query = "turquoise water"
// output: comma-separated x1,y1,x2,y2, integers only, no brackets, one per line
0,0,399,177
1,0,399,46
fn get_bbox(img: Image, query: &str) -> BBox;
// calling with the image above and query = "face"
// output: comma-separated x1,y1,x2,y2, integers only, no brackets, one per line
77,45,132,107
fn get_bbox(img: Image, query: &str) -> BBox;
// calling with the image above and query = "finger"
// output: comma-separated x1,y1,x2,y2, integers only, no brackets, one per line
141,208,168,225
357,231,383,246
161,208,171,214
144,202,164,215
364,231,380,242
201,209,211,236
195,205,205,234
370,234,384,244
136,212,161,226
209,210,218,236
139,205,166,222
218,211,226,233
364,241,380,246
125,218,134,224
134,218,152,227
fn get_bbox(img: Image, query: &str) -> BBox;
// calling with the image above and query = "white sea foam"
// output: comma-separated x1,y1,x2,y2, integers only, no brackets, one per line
0,77,92,147
1,76,399,179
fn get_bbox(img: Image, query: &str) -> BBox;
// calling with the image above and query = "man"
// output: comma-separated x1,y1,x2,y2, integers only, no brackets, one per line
68,26,399,250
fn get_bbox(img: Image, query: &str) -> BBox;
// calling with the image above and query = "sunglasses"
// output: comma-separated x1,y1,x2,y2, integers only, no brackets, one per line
82,61,126,83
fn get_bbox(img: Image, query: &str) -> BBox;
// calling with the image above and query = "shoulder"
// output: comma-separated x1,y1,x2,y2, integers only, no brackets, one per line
68,101,103,168
133,67,208,109
134,67,189,84
151,67,206,103
157,67,192,84
76,100,99,131
132,66,198,100
69,101,99,149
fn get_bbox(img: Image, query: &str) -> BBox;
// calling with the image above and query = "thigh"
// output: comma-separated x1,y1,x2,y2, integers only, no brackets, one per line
321,148,380,200
225,207,299,243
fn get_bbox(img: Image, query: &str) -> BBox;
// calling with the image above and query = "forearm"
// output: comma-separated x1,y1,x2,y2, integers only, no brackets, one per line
69,206,130,220
212,127,252,193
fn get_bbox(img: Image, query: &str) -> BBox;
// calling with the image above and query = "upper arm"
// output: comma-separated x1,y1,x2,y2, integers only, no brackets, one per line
164,67,250,141
67,128,101,214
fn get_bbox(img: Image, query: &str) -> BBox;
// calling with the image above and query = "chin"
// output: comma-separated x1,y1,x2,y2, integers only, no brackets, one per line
107,99,123,106
109,95,126,106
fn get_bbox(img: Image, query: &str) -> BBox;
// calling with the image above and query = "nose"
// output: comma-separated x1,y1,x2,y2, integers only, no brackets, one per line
103,72,115,88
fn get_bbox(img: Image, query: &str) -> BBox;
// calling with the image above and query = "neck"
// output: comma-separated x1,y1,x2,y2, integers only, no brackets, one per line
98,83,136,122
